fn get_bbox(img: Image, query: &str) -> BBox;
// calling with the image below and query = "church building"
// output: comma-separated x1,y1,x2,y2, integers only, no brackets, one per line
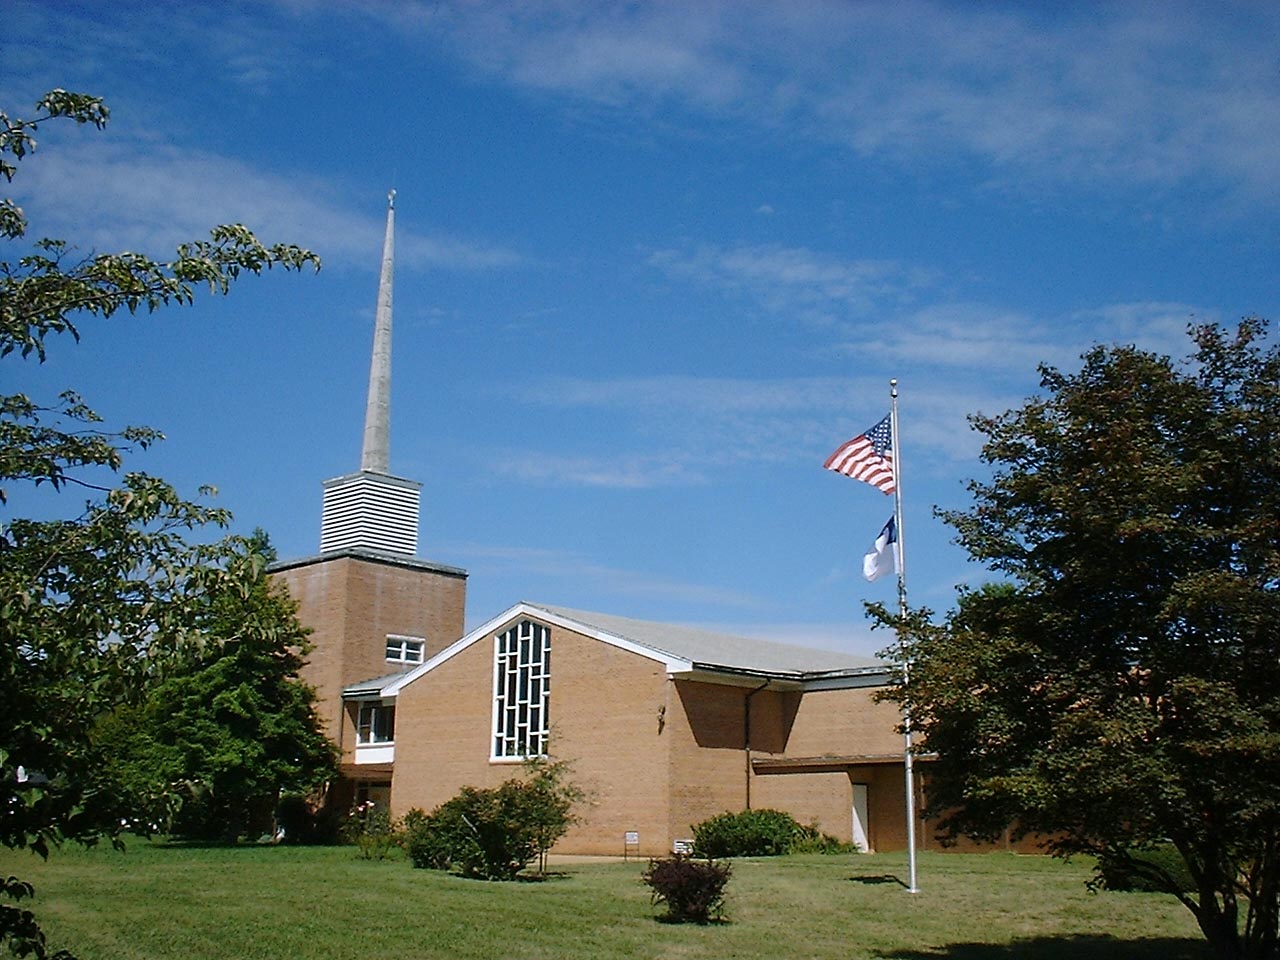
271,193,924,857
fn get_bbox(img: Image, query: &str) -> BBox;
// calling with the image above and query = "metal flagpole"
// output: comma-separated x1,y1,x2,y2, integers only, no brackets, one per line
890,378,919,893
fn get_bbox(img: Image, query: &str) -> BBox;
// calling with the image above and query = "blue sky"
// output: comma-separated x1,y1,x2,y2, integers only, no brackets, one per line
6,1,1278,655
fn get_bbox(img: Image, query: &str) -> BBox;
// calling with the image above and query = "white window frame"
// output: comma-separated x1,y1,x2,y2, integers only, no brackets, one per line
385,635,425,664
356,701,396,745
491,619,550,761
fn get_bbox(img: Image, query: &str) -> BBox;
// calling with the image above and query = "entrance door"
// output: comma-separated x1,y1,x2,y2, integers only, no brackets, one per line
851,783,870,852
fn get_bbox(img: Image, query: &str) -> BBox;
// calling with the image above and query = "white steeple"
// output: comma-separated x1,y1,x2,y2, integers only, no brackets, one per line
318,189,421,558
360,189,395,474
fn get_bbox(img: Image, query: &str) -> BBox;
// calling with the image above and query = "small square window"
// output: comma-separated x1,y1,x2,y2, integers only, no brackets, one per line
385,636,425,664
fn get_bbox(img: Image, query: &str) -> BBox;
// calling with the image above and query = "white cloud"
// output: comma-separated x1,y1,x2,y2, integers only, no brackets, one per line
12,138,522,271
486,373,997,481
370,0,1280,206
497,450,708,489
648,242,933,321
644,239,1214,385
458,543,765,609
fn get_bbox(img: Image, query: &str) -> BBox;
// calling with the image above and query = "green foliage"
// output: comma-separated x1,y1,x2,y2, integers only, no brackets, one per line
788,826,856,855
874,319,1280,960
1,89,317,959
340,803,400,861
96,531,337,842
1095,844,1197,895
693,809,804,857
1,92,316,362
0,875,72,960
404,761,582,880
641,854,732,923
405,785,533,880
692,809,849,857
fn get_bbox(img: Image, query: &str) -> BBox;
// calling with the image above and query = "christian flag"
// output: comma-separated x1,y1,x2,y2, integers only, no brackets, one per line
824,415,895,494
863,516,898,582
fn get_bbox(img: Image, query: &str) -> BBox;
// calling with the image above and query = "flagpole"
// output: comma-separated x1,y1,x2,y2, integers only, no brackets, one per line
890,378,919,894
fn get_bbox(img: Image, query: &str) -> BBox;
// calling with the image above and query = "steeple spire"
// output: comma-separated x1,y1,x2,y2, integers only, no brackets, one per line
361,188,395,474
318,189,421,559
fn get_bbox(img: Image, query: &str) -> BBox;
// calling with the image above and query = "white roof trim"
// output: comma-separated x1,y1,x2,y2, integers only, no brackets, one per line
382,601,694,697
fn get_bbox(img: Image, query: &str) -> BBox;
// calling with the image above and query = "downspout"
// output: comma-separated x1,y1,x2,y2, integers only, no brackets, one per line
743,680,771,810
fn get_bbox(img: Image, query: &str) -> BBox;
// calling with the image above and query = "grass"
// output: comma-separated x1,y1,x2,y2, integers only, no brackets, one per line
1,841,1210,960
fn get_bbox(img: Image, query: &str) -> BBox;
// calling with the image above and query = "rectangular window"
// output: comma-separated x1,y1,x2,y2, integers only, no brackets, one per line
385,635,425,664
492,619,550,759
357,703,395,744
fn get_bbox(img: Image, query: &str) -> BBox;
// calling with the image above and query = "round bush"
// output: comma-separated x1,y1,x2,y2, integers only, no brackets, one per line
692,809,806,857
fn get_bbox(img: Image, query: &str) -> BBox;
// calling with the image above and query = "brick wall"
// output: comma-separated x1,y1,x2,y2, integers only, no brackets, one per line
384,609,944,855
271,553,466,758
392,615,676,856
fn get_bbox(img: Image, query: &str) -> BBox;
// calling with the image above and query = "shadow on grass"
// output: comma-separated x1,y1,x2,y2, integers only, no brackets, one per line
651,916,731,926
875,934,1208,960
516,871,572,883
848,873,909,888
145,838,285,850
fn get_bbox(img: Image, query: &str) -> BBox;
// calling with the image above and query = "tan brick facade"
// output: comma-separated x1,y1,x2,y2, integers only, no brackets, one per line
270,551,466,759
388,611,929,856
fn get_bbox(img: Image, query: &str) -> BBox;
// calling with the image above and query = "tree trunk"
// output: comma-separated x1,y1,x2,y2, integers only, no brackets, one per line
1194,888,1243,960
1198,911,1243,960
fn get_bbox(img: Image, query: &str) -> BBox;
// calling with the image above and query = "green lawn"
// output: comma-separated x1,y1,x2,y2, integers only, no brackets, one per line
2,842,1209,960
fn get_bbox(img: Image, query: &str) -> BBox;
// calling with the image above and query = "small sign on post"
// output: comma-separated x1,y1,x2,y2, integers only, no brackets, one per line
624,831,640,860
672,838,694,855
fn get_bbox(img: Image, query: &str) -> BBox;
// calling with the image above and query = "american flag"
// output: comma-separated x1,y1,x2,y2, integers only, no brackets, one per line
824,415,895,494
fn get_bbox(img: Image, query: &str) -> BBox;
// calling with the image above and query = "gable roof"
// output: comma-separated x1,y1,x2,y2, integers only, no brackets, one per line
382,601,891,697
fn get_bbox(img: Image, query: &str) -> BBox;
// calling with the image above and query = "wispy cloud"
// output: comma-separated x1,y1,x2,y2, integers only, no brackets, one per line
648,240,1213,387
372,1,1280,206
484,373,999,484
648,242,934,323
11,139,522,271
457,543,765,610
496,451,708,489
838,300,1210,377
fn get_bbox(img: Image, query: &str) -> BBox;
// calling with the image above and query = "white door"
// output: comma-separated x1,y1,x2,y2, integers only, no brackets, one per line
851,783,870,852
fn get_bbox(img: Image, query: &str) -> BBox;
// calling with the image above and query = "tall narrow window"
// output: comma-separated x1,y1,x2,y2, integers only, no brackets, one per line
492,619,550,759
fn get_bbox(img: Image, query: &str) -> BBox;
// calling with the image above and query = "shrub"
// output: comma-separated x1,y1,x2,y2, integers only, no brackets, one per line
405,807,462,871
341,802,400,860
404,761,582,880
692,809,805,857
642,854,732,923
789,824,856,855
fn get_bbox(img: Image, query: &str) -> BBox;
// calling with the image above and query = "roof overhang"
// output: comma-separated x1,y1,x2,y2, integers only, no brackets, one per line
268,548,467,580
671,662,892,691
752,753,936,773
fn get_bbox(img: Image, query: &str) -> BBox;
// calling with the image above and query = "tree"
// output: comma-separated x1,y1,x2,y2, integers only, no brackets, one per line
96,531,337,842
878,319,1280,960
1,91,318,958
